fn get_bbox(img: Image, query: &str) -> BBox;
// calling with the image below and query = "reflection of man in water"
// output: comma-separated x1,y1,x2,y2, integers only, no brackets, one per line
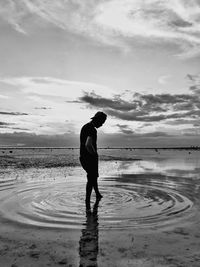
79,199,100,267
80,111,107,208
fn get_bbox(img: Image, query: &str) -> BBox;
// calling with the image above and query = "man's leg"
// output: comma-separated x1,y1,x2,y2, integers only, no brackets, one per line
86,174,93,208
92,158,102,199
93,178,102,199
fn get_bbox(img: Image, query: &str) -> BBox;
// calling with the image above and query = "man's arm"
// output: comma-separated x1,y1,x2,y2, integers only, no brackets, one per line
85,136,97,156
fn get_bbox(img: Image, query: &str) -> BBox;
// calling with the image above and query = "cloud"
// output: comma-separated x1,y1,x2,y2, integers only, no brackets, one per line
0,76,119,136
138,123,152,129
182,127,200,136
1,129,200,148
1,0,200,57
0,74,200,142
158,75,171,85
193,123,200,127
0,122,29,131
0,1,27,34
140,132,170,137
80,89,200,122
96,0,200,57
139,93,196,104
0,94,9,99
0,132,79,147
0,111,28,115
165,119,200,126
0,122,13,126
187,73,200,94
116,124,135,134
104,109,197,122
0,76,114,99
187,73,200,83
34,107,52,110
0,126,30,131
112,124,170,137
79,92,137,111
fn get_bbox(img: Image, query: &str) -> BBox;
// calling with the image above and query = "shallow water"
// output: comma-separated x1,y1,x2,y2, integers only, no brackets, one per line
0,150,200,231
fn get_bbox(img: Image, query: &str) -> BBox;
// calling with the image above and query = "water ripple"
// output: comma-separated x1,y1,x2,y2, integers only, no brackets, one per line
0,178,193,230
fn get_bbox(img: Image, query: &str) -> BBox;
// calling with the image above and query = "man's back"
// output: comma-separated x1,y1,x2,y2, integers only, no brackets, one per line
80,122,97,158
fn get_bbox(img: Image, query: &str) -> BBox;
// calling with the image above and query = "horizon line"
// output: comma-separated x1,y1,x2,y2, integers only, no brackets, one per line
0,146,200,150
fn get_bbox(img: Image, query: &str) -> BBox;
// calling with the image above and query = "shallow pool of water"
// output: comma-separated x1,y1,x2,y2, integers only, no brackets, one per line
0,152,200,230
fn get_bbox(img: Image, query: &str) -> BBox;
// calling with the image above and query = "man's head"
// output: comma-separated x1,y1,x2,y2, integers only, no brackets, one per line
91,111,107,128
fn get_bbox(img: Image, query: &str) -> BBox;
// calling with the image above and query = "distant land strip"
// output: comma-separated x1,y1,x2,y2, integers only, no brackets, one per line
0,147,200,150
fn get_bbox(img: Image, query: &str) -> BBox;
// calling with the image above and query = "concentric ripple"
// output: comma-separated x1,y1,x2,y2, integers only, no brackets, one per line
0,178,193,230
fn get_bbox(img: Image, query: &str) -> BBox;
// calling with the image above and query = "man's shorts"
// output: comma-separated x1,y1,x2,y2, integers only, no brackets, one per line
79,156,99,178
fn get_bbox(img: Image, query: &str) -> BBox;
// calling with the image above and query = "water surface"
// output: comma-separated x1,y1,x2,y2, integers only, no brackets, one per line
0,149,199,230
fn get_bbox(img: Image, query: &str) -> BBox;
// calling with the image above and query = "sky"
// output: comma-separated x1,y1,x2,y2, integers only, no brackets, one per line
0,0,200,147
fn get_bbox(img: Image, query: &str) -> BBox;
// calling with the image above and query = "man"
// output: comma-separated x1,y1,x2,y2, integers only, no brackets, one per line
80,111,107,208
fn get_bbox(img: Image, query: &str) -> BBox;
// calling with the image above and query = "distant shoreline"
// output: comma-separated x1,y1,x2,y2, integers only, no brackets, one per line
0,147,200,150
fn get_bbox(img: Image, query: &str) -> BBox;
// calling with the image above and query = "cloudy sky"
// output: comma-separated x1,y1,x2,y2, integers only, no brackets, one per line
0,0,200,147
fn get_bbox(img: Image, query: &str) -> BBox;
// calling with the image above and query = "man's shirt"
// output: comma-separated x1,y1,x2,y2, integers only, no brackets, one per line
80,122,97,158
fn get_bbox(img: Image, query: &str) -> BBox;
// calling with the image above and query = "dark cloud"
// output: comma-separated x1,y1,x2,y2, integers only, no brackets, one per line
139,93,195,104
171,19,193,28
115,124,168,137
138,123,152,129
190,85,200,94
0,122,13,126
136,93,198,114
0,111,28,115
140,132,169,138
187,73,200,94
187,74,200,82
186,110,200,117
0,122,29,130
99,131,199,148
193,123,200,127
104,109,200,122
140,132,169,137
34,107,52,110
105,109,160,121
31,78,54,84
165,119,199,126
79,88,200,123
146,94,200,114
10,127,30,130
79,92,137,111
65,100,82,103
173,102,195,111
116,124,135,134
0,131,199,148
0,132,79,147
31,78,67,85
0,126,29,130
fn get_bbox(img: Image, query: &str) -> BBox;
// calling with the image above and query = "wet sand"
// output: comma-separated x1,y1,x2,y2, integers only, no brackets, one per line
0,149,200,266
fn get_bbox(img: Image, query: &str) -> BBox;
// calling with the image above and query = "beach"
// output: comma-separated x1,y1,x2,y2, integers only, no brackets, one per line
1,0,200,266
0,148,200,267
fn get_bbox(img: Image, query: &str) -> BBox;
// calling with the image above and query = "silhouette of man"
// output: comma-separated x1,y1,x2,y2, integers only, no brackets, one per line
80,111,107,208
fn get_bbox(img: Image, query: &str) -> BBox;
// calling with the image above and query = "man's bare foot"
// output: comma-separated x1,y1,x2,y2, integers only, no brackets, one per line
96,194,103,200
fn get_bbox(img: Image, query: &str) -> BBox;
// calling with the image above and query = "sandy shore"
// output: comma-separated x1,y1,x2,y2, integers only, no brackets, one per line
0,211,200,267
